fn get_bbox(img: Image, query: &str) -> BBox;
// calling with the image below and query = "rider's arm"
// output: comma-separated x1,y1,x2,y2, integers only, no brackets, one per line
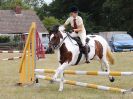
64,17,70,27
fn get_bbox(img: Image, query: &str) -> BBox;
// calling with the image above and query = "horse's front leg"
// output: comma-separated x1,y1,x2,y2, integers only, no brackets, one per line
59,71,64,91
57,63,65,92
52,63,68,81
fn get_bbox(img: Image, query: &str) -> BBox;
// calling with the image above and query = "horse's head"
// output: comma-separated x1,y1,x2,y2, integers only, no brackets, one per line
49,25,64,49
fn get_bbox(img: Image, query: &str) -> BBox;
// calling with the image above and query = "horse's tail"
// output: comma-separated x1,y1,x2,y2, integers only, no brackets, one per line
106,46,114,65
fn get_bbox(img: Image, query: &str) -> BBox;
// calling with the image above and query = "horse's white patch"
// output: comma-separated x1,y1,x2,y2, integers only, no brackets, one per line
59,25,65,32
50,34,54,40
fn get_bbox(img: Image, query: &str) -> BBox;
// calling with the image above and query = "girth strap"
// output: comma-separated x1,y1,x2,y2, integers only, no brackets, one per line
75,52,82,65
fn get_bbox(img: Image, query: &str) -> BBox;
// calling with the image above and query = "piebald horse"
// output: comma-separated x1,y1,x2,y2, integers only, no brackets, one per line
49,25,115,91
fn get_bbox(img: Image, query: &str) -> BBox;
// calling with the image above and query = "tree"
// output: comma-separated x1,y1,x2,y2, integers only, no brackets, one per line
102,0,133,34
37,0,107,33
1,0,130,34
43,16,60,31
35,3,50,20
0,0,30,9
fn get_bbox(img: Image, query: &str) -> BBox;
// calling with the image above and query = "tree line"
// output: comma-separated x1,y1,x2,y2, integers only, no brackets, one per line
0,0,133,36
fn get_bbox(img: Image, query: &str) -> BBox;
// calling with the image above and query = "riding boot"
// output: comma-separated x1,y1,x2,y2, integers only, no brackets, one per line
83,45,90,63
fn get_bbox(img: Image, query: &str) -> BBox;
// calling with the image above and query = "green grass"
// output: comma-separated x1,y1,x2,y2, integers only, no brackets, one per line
0,52,133,99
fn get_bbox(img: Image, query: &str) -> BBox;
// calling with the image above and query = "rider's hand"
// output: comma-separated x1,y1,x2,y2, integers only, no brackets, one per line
73,29,78,33
69,30,73,33
73,29,76,32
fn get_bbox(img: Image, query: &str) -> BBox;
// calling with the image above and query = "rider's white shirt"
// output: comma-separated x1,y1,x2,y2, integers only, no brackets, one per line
64,16,86,33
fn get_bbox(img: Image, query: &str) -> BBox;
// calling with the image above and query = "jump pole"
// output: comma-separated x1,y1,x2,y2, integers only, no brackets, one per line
35,69,133,76
2,56,22,61
0,50,23,53
36,75,133,94
2,55,31,61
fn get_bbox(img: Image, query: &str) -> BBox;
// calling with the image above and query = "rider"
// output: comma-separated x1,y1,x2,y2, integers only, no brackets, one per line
64,6,90,63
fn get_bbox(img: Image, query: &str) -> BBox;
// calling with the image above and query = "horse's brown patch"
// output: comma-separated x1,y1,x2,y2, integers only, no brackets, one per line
59,43,72,64
50,31,63,46
57,31,63,39
95,40,103,59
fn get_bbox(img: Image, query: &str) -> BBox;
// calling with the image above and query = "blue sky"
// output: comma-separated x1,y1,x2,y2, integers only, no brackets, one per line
45,0,53,4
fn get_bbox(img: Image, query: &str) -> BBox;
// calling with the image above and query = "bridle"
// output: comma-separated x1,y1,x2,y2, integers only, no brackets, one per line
49,31,78,49
49,34,67,49
66,32,78,46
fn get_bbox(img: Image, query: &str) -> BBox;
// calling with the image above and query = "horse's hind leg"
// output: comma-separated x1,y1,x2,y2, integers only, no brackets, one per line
102,58,115,82
101,62,106,71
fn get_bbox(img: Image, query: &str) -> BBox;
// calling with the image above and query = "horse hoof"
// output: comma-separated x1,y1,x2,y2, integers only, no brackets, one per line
109,77,115,82
85,61,90,64
50,80,54,84
58,88,63,92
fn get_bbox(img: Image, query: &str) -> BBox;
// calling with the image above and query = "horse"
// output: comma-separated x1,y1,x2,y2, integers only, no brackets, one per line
49,25,115,91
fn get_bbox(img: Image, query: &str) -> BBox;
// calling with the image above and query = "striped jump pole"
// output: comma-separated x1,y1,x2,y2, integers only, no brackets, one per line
1,55,32,61
2,56,22,61
35,69,133,76
36,75,133,94
0,50,23,53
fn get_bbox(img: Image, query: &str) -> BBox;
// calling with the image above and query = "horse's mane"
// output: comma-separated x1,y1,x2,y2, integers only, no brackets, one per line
50,25,60,33
50,25,65,33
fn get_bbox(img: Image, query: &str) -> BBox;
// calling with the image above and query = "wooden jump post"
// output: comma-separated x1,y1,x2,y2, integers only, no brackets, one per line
18,22,45,85
18,22,36,85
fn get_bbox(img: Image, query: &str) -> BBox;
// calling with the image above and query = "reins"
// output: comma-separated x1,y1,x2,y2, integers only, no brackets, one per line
65,32,78,46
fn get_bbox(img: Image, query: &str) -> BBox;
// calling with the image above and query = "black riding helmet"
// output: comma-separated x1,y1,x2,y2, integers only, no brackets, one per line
69,6,79,13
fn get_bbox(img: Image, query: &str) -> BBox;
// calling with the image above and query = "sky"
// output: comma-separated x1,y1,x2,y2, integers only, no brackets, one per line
44,0,53,4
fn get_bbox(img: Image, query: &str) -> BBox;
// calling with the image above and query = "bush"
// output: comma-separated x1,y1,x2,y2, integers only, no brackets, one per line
0,36,10,43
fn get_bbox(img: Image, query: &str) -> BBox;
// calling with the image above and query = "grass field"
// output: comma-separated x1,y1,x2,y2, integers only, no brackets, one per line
0,52,133,99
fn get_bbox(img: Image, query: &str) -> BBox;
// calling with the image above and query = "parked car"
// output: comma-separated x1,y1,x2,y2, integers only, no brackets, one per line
110,34,133,52
42,36,54,54
42,36,49,50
